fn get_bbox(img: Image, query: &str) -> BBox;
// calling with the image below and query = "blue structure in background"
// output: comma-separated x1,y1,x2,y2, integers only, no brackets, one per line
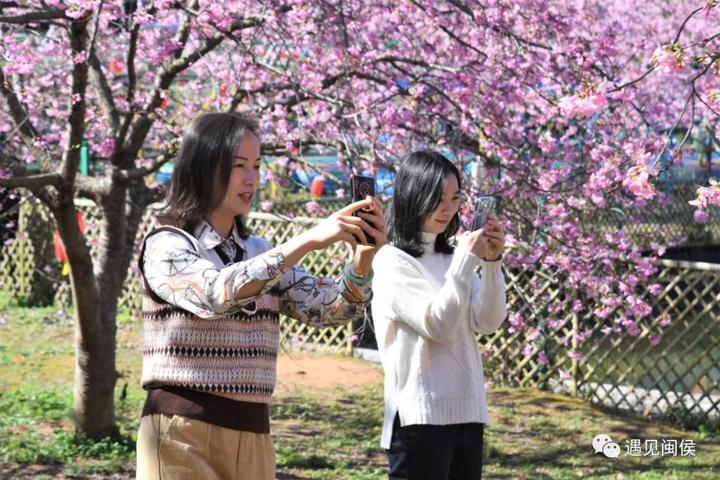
657,128,719,190
287,155,396,197
154,162,175,185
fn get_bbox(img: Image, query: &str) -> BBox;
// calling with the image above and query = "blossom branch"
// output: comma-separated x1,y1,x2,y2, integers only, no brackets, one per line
0,65,39,140
116,146,179,182
88,52,119,133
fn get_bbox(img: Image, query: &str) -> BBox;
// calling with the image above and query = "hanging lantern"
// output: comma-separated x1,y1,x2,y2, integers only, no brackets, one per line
53,211,87,276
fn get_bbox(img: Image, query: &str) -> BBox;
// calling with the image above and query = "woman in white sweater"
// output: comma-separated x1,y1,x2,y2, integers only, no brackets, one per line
371,150,507,479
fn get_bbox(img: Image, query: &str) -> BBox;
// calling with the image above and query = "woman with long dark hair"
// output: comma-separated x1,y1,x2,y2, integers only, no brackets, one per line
371,150,507,479
135,111,385,479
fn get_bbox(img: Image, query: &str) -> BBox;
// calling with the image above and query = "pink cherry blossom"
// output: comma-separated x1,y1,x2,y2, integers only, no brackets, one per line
689,179,720,209
507,313,526,334
65,0,95,20
622,165,657,199
0,3,718,422
537,352,549,365
652,44,686,75
558,91,608,118
305,201,325,215
693,209,709,223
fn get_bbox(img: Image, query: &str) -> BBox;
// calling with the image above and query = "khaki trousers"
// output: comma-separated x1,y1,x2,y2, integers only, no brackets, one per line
136,414,275,480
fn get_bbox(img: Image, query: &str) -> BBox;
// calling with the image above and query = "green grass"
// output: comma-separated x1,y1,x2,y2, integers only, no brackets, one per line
1,293,719,479
271,386,387,479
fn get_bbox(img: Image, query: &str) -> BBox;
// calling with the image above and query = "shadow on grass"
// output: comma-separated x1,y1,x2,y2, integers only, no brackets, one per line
272,385,386,477
487,388,719,478
0,462,64,479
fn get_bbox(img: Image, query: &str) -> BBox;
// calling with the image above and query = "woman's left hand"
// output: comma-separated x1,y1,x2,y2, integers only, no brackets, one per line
481,216,505,261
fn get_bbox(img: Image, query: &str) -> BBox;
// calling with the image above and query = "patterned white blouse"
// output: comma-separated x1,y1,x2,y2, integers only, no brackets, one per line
142,219,372,326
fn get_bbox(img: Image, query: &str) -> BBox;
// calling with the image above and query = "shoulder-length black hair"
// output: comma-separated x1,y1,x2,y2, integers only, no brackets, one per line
387,150,462,257
156,111,260,237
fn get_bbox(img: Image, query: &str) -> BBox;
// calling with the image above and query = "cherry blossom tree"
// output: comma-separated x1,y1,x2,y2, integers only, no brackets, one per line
0,0,718,437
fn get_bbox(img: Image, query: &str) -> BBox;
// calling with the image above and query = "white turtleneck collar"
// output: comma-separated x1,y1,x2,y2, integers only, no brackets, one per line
420,231,438,254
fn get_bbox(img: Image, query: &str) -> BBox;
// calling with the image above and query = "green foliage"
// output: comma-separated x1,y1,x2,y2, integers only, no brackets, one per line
0,389,70,426
0,388,134,474
1,429,134,467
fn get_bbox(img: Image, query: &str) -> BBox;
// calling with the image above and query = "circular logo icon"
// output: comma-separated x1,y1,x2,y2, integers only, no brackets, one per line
358,181,371,197
592,434,613,454
603,442,621,458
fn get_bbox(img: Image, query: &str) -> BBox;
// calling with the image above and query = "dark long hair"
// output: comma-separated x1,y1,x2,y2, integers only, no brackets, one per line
387,150,462,257
156,112,259,236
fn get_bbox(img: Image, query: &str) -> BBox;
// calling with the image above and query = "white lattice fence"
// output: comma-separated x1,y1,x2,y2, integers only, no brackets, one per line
2,199,719,428
574,260,720,425
477,259,720,428
0,205,35,301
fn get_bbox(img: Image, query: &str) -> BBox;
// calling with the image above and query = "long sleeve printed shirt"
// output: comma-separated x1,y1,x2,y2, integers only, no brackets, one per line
142,220,372,326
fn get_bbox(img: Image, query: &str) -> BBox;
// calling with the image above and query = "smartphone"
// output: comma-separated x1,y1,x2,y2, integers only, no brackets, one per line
351,174,376,245
470,195,496,231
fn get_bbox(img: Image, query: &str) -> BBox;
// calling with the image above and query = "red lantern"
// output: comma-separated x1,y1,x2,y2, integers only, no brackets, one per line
108,60,124,74
53,230,66,264
53,211,86,274
310,177,325,197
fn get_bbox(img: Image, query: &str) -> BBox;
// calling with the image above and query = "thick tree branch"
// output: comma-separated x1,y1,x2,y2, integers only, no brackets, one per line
76,175,107,199
114,25,140,160
59,14,91,186
84,2,118,132
0,8,66,23
0,172,61,190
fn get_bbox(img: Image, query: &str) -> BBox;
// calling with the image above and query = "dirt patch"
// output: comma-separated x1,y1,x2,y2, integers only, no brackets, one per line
275,351,383,395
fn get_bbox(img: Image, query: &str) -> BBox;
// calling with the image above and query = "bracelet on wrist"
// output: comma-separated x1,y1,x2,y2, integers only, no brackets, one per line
344,264,373,285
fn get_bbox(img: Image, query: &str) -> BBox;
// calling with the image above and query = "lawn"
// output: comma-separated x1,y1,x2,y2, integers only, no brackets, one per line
0,294,718,479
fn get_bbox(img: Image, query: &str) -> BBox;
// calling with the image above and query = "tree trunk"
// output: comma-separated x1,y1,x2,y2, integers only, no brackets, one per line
73,308,118,438
49,193,118,440
51,194,114,438
70,181,149,438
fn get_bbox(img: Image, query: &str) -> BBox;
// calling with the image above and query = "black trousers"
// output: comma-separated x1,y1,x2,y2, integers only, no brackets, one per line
387,414,484,480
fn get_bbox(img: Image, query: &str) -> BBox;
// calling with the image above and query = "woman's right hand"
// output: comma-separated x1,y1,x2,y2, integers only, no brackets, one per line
304,197,379,251
456,229,491,259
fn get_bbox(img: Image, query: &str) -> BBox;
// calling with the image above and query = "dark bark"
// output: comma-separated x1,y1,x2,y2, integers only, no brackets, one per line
51,190,117,438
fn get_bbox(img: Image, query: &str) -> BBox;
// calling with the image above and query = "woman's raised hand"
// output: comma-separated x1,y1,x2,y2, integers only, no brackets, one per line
305,196,386,251
457,216,505,261
481,217,505,261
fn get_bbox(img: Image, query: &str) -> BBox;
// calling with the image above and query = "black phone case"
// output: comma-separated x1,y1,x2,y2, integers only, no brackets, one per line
351,175,376,201
351,175,376,245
